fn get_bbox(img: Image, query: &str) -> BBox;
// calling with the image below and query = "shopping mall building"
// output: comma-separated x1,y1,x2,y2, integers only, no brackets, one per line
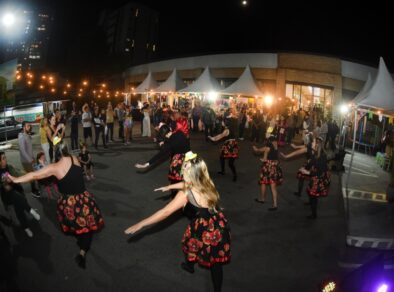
123,52,377,113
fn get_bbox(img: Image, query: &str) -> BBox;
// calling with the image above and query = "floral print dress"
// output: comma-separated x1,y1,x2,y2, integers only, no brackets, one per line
182,190,231,267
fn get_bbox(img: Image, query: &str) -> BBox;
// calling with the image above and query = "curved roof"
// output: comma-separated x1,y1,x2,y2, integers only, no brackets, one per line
155,69,186,92
134,72,158,93
179,67,221,93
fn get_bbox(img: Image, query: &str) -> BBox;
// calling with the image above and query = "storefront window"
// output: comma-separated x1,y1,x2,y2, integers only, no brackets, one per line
286,82,333,112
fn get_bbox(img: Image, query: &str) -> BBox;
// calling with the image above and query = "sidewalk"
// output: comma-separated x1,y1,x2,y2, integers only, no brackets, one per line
342,151,394,249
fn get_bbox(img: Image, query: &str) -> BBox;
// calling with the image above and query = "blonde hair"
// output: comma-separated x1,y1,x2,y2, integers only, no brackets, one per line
182,158,220,213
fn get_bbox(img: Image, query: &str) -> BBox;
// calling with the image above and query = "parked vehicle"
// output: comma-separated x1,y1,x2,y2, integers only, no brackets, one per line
0,117,23,141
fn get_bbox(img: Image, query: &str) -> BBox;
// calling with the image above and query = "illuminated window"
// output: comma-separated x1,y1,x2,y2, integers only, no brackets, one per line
135,9,139,17
125,48,130,52
152,44,156,52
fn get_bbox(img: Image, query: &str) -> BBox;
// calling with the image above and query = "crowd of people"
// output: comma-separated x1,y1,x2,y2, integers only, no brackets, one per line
0,97,343,292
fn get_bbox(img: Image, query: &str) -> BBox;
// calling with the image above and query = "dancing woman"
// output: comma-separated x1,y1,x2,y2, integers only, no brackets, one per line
299,142,330,219
253,136,283,211
208,124,239,182
8,141,104,268
135,124,190,197
125,152,231,292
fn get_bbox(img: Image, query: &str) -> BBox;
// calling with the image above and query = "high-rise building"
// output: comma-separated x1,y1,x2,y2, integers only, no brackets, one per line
1,7,53,71
99,2,159,68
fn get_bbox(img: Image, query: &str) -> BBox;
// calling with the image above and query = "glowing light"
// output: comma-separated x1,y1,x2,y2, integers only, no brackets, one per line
79,88,83,92
207,91,218,101
66,83,71,88
99,89,103,93
16,75,21,80
340,104,349,114
93,90,96,94
322,281,336,292
51,88,55,93
264,95,273,107
2,13,16,28
49,80,54,84
377,110,382,115
326,101,331,106
242,0,248,6
78,93,82,97
39,85,44,89
49,76,53,80
42,75,46,80
101,83,106,88
278,97,282,101
377,284,388,292
63,91,67,95
97,95,101,98
82,81,88,86
27,81,32,85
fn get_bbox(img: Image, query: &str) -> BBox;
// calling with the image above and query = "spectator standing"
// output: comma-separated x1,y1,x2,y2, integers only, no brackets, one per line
116,103,125,142
93,107,107,149
18,121,41,198
106,103,114,143
201,104,215,141
69,110,79,151
39,117,51,163
82,105,93,146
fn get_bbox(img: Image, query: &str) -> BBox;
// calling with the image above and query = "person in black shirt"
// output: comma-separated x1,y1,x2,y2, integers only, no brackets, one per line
135,125,190,198
299,141,331,219
78,143,94,180
69,110,79,151
253,136,283,211
0,152,40,238
93,107,107,149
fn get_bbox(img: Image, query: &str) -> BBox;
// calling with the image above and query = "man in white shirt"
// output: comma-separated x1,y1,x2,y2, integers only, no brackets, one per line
82,104,93,146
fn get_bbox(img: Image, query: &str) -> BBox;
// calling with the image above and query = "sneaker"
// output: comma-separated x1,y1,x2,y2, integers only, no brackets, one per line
30,209,40,221
75,254,86,269
31,190,41,198
25,228,33,238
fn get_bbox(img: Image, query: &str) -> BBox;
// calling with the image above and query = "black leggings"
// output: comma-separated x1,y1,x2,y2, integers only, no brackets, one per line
76,232,93,252
6,190,31,229
184,260,223,292
297,178,305,195
220,157,237,177
309,196,318,217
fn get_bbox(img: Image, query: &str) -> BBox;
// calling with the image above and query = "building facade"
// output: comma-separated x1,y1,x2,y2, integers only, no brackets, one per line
99,2,159,68
1,8,53,71
123,52,378,115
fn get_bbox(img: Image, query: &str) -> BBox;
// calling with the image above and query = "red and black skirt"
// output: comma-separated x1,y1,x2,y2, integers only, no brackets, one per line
296,163,311,180
182,211,231,268
220,139,239,159
57,191,104,235
168,153,185,182
259,160,283,185
307,171,331,197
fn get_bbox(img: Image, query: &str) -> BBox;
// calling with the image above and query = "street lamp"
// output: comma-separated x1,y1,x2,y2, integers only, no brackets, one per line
1,13,15,28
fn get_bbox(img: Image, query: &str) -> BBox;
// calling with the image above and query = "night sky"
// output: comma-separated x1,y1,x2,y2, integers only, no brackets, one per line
28,0,394,78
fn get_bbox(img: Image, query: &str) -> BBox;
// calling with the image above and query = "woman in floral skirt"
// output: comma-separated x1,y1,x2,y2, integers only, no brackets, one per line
9,141,104,268
208,123,239,182
253,135,283,211
299,142,330,219
125,152,231,292
135,124,190,198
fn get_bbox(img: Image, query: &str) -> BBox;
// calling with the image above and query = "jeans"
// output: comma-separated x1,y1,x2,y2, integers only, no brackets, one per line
106,123,114,142
94,127,106,147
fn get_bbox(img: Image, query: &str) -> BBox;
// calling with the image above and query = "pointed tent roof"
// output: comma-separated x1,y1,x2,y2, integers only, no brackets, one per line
352,73,373,104
179,67,221,93
357,57,394,111
134,72,158,93
155,69,186,92
221,65,263,96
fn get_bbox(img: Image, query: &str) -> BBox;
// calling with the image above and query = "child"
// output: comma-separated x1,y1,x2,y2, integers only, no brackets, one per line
78,143,94,180
34,152,58,199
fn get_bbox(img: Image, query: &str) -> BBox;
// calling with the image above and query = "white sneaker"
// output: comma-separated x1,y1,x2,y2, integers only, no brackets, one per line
25,228,33,237
30,209,40,221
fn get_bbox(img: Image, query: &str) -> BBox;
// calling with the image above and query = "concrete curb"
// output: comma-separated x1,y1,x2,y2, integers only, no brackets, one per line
346,235,394,250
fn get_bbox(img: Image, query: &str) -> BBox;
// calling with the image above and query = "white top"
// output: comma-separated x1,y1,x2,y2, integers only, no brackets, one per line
82,112,92,128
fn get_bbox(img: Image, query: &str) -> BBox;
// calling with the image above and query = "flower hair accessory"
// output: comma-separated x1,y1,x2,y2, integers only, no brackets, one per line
184,151,197,162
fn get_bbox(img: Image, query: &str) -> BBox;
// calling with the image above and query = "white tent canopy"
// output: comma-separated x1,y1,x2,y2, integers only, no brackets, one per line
179,66,221,93
221,65,263,96
352,73,373,105
155,69,186,92
356,57,394,112
134,72,159,93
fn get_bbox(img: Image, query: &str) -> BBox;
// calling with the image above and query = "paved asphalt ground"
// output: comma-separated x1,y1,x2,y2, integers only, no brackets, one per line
0,122,366,292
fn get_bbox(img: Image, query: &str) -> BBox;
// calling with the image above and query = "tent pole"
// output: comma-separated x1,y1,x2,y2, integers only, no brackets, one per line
345,108,358,221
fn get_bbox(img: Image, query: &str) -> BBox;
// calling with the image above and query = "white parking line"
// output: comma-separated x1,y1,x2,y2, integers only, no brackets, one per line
342,188,387,203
